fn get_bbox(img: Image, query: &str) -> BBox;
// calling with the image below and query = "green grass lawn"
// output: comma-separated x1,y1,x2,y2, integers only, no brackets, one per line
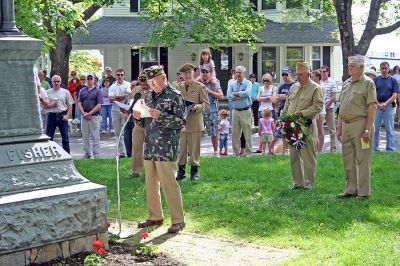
75,153,400,265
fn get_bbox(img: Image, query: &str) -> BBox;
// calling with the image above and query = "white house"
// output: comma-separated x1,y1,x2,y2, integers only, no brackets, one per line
72,0,343,93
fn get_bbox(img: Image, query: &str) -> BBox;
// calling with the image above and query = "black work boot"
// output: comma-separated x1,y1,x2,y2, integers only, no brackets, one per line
176,165,186,180
190,166,200,181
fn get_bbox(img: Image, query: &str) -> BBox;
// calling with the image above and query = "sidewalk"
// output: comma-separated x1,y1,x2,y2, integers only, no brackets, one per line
54,126,400,160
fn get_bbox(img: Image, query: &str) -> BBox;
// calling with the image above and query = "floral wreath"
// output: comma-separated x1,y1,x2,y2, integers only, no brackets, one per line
275,112,312,149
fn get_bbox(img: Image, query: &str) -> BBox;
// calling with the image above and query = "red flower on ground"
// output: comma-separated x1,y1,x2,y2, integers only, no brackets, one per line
284,121,290,128
293,128,300,134
96,248,106,255
107,223,111,228
140,232,149,239
92,240,104,248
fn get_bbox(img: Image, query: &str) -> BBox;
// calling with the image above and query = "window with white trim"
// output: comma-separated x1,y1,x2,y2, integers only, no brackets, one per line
261,47,278,82
140,48,159,69
286,46,304,75
312,46,322,71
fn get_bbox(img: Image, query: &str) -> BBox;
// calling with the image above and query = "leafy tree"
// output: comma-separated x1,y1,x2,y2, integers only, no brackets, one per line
69,50,102,75
15,0,117,83
265,0,400,80
143,0,266,49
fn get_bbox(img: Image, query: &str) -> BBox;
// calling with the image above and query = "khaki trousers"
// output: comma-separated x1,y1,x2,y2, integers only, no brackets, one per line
144,160,184,224
131,126,144,175
325,108,337,150
112,110,126,156
232,109,252,155
289,122,317,188
178,131,202,166
341,118,373,197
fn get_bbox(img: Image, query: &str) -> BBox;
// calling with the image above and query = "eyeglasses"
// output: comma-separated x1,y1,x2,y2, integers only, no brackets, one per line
263,80,271,83
52,80,61,83
282,73,289,77
87,77,94,80
116,73,124,76
80,78,86,81
71,73,76,76
201,70,209,73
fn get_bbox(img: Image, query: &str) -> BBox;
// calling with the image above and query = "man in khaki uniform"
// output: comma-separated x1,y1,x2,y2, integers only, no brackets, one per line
175,63,209,181
337,55,377,199
283,62,323,189
127,71,150,177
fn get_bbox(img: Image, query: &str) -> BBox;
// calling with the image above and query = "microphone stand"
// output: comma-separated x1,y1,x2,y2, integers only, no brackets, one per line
115,112,134,239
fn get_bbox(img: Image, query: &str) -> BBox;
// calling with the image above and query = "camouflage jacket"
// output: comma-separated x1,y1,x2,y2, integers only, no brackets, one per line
141,83,186,161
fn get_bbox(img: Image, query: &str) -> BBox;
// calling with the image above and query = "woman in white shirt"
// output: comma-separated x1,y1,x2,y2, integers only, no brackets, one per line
257,73,277,119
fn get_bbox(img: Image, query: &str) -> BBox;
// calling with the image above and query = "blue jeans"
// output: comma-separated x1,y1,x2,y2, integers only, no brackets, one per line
373,104,395,151
46,112,70,153
101,105,113,131
76,107,82,130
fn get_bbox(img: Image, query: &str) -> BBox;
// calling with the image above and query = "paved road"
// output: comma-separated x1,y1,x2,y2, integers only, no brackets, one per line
53,125,400,160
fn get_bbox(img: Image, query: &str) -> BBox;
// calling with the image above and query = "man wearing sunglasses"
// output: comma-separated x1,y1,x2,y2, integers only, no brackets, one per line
45,75,74,153
109,69,131,157
78,73,103,159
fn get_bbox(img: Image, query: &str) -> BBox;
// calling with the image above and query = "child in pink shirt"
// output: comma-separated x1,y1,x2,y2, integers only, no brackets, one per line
258,109,275,154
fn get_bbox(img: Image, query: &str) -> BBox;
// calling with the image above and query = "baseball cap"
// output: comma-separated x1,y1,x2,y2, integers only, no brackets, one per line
249,73,256,78
105,66,112,71
364,69,377,77
282,67,292,74
201,65,211,72
86,72,96,78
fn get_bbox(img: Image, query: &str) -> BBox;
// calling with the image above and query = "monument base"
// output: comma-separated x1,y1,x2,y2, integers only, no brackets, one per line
0,182,108,265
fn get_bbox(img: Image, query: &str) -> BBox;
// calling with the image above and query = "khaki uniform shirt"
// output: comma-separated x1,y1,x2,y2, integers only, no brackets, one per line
176,80,209,132
283,80,323,118
46,88,74,113
339,75,377,120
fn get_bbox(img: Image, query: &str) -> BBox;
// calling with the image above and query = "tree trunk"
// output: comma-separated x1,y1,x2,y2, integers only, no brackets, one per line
49,29,72,84
333,0,355,81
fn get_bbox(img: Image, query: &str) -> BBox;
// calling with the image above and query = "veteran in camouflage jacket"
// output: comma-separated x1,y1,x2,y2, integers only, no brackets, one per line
133,65,186,234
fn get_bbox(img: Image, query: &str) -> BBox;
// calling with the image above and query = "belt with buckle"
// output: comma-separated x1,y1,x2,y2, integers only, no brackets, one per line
342,117,365,124
234,107,250,111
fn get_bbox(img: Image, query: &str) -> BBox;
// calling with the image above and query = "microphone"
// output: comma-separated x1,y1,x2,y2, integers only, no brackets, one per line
128,92,142,114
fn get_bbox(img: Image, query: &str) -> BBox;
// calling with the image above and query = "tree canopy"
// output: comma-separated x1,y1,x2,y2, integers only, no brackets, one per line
143,0,266,49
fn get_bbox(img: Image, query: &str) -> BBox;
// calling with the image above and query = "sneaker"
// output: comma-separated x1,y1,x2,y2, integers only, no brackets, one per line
214,151,220,157
82,154,91,159
101,130,107,134
167,222,185,234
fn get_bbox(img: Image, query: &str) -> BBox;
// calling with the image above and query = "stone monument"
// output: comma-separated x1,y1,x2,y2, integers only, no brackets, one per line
0,1,108,264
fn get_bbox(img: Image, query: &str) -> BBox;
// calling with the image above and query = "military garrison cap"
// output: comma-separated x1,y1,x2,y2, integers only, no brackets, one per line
179,63,195,72
144,65,164,79
296,62,310,72
138,70,147,82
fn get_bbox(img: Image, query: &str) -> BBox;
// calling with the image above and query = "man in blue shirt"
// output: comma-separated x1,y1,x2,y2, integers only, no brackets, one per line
200,65,224,156
373,61,399,151
227,66,253,156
